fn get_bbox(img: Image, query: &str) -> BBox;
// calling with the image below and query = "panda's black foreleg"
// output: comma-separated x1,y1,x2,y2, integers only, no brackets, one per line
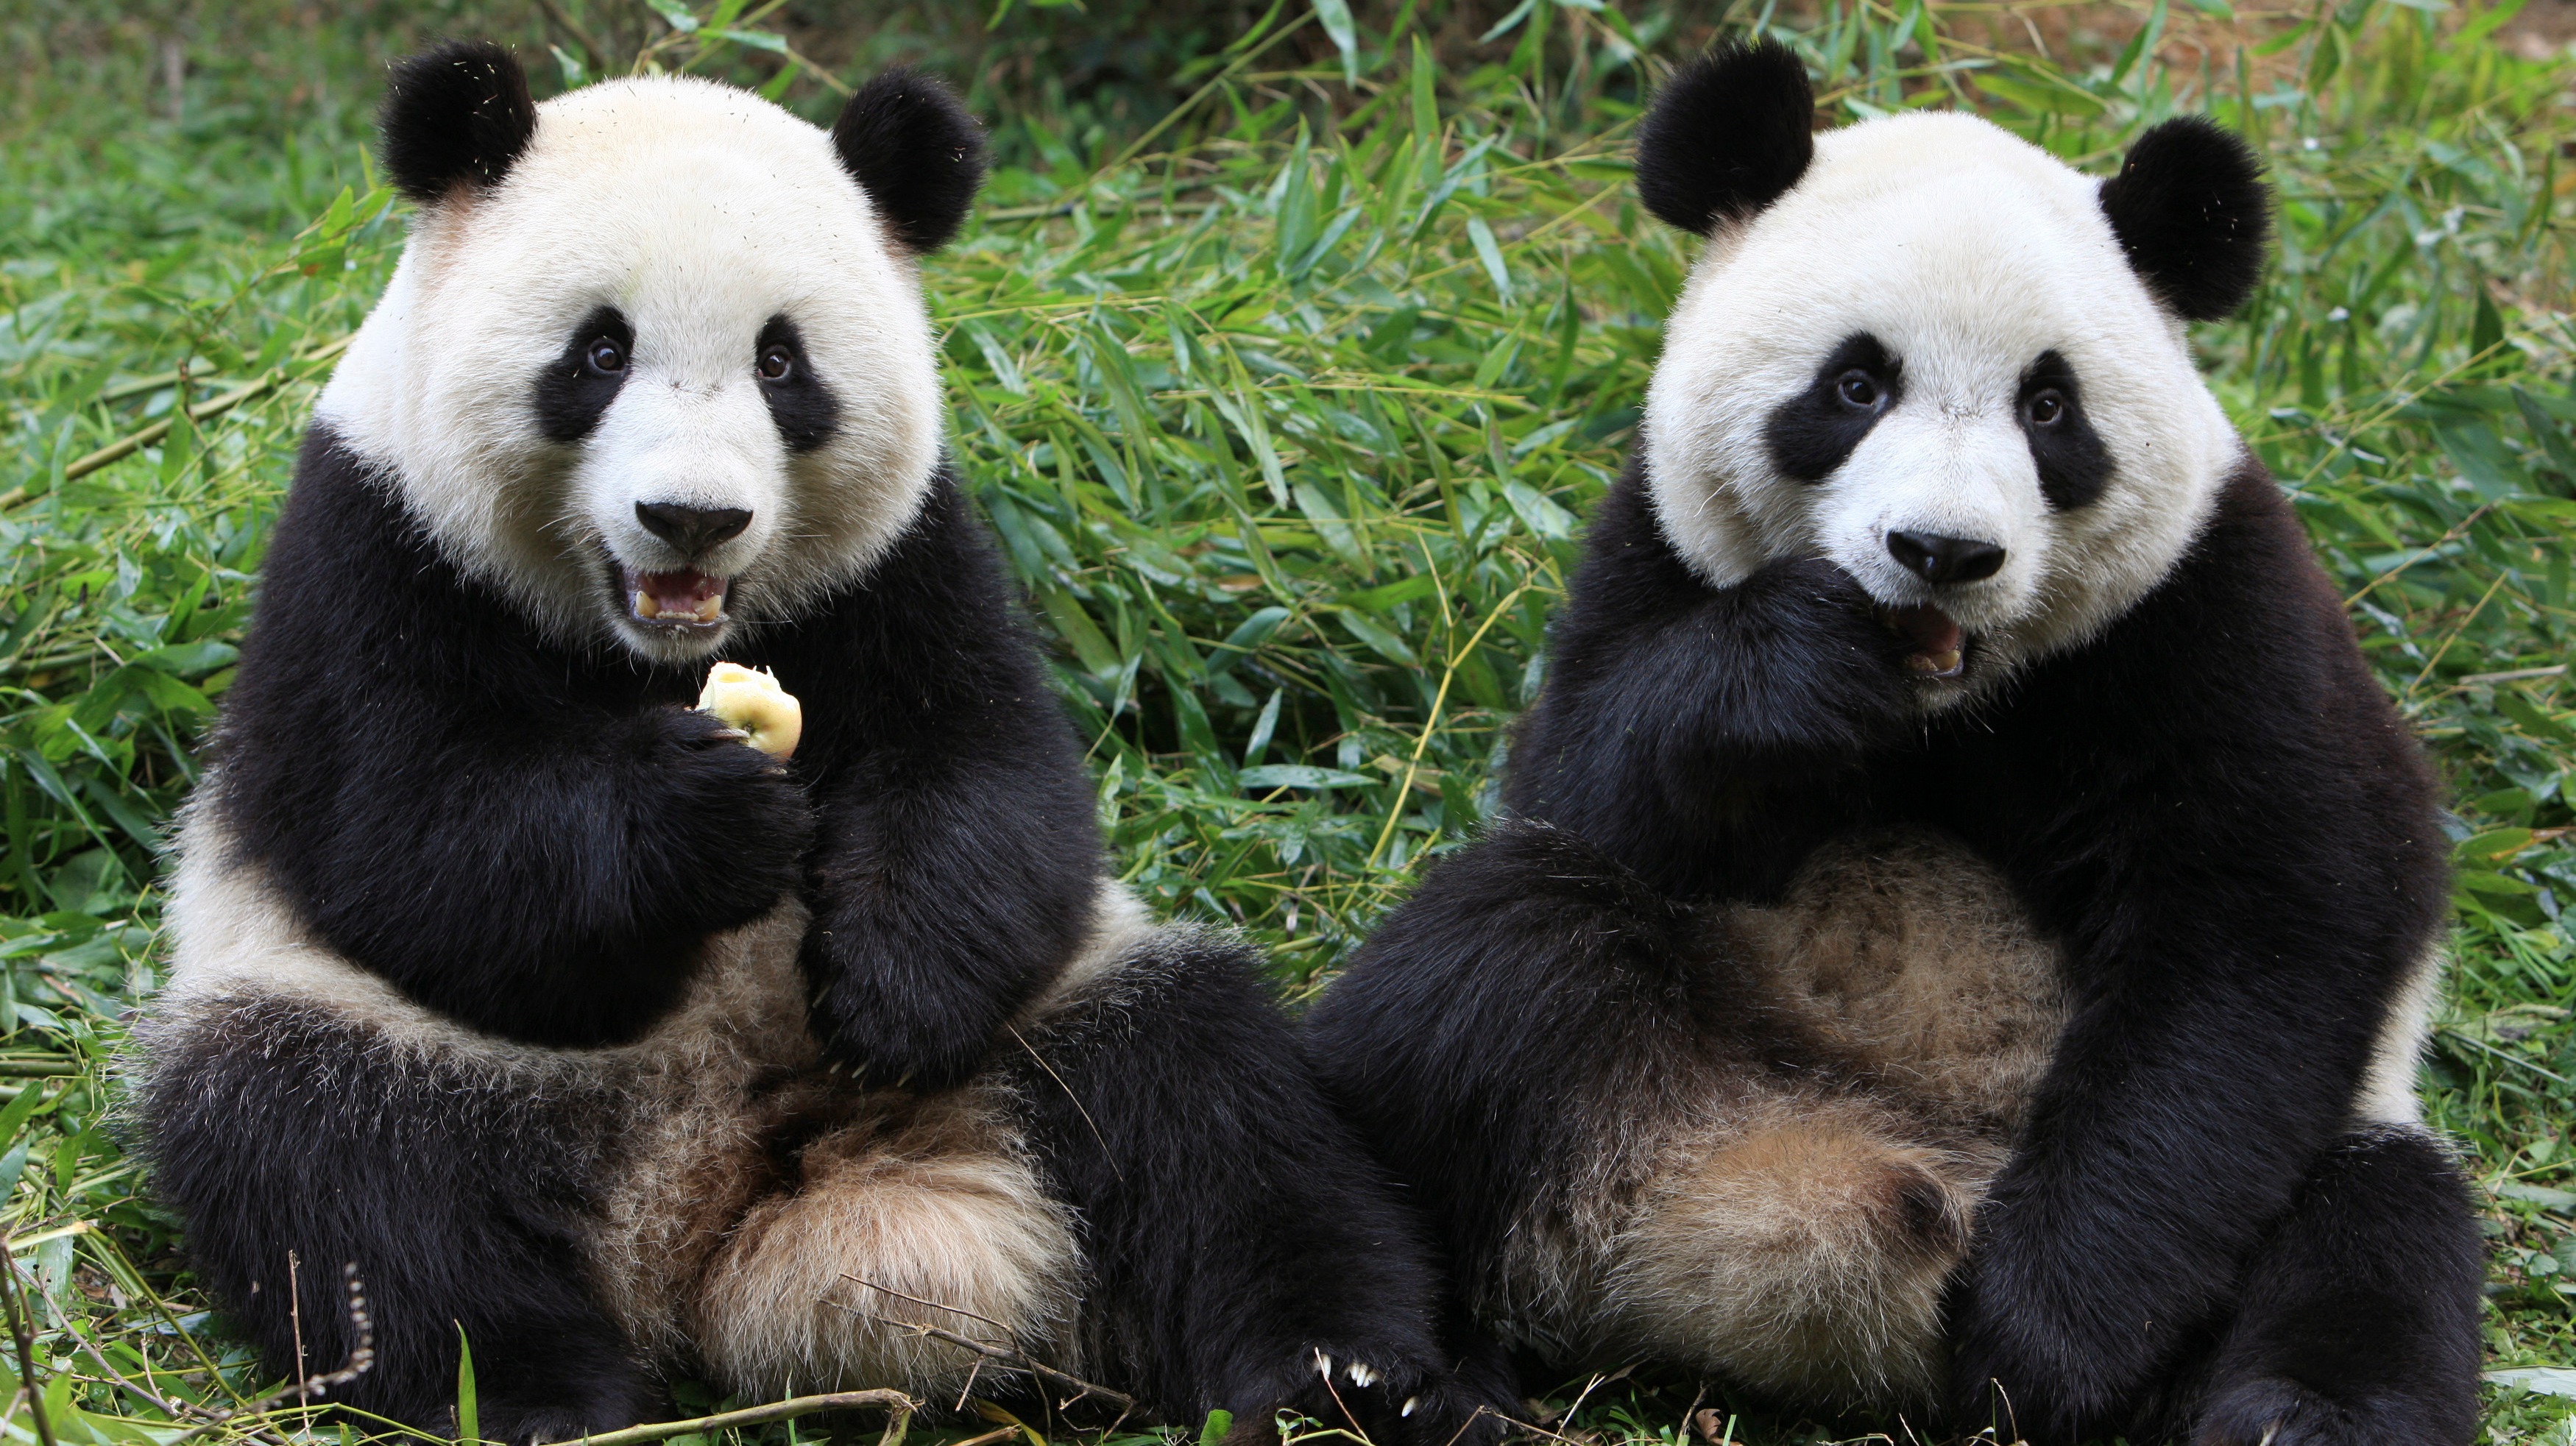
137,1002,658,1445
1498,474,1918,899
999,930,1515,1446
2188,1124,2483,1446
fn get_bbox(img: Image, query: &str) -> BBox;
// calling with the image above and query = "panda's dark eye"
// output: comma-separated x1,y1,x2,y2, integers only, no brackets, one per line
586,338,626,374
2026,389,2065,427
1835,371,1883,411
757,345,793,383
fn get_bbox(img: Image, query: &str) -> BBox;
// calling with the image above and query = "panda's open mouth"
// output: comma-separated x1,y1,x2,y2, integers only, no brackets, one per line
1883,606,1966,680
619,566,730,630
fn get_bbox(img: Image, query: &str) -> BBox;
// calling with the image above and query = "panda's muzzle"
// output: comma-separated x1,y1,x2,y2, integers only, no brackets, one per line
619,502,750,628
1875,531,2000,681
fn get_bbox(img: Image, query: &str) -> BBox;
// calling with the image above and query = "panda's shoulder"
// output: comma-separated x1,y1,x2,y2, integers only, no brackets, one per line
751,465,1043,684
2045,456,2402,740
2134,458,2354,652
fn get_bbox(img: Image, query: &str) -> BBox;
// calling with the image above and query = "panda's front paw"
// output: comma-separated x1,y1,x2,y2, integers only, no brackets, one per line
1738,557,1922,740
1946,1252,2139,1443
799,956,997,1094
643,704,815,895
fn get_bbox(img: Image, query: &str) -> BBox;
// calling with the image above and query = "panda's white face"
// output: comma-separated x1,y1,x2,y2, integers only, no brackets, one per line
1643,113,2242,705
319,77,944,663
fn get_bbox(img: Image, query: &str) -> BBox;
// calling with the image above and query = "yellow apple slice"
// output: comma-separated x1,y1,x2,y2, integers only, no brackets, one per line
696,662,803,759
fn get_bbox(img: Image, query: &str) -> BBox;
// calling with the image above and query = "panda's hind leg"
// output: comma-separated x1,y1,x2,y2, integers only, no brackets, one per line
2190,1124,2483,1446
132,999,660,1444
1000,920,1512,1446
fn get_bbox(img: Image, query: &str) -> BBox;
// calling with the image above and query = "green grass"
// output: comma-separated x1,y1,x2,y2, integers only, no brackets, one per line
4,0,2576,1442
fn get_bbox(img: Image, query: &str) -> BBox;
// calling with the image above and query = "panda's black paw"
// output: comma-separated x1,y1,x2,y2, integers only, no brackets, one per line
2193,1375,2460,1446
1735,556,1922,743
477,1390,662,1446
639,703,814,894
1246,1347,1511,1446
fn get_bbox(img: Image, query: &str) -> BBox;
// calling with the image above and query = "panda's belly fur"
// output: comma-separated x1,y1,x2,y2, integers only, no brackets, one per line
143,804,1156,1397
1491,827,2442,1406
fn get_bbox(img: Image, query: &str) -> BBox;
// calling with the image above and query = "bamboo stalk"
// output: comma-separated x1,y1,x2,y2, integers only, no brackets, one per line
570,1389,916,1446
1,335,352,511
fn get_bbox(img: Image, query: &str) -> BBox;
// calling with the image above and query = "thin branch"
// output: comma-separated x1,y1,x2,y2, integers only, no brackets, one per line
0,1234,58,1446
572,1389,915,1446
530,0,611,72
834,1277,1137,1414
1004,1024,1122,1182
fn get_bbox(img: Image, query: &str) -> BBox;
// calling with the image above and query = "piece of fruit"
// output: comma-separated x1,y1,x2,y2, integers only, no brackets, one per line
696,662,803,759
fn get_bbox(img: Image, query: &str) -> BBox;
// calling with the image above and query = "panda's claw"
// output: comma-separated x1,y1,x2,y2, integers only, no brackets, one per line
1401,1397,1420,1418
1346,1362,1378,1388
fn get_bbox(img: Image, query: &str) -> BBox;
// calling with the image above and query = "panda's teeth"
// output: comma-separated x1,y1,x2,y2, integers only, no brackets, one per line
634,591,661,620
693,595,725,623
1906,648,1964,678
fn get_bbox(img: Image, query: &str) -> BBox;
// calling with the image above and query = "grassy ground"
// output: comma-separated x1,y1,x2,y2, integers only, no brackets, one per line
4,0,2575,1442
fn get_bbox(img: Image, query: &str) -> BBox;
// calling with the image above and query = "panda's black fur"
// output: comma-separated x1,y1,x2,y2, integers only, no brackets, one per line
1307,41,2483,1446
133,45,1507,1446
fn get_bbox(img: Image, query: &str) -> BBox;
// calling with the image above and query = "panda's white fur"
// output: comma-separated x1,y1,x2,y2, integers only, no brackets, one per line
1643,112,2240,701
321,77,942,664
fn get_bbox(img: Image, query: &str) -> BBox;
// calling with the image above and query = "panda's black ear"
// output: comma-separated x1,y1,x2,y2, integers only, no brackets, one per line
832,69,988,255
2098,116,2271,322
1633,40,1816,235
380,41,538,205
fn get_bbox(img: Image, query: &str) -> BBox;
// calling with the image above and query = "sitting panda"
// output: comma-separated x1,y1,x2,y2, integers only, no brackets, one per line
131,43,1504,1446
1306,40,2483,1446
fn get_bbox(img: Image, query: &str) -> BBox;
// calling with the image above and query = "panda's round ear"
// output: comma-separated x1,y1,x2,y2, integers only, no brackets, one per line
380,41,538,205
2098,116,2272,322
831,69,988,256
1633,40,1816,235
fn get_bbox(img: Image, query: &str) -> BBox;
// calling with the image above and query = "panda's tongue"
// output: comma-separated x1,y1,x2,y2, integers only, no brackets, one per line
626,568,728,624
1889,606,1964,679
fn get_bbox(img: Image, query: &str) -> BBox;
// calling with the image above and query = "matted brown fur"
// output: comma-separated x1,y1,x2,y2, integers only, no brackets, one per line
1493,828,2066,1405
690,1081,1083,1397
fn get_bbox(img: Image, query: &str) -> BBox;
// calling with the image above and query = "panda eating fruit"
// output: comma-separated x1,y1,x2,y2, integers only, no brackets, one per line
1306,40,2483,1446
132,43,1501,1445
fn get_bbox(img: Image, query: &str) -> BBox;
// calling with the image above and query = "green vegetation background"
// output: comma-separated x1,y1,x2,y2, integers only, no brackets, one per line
4,0,2575,1441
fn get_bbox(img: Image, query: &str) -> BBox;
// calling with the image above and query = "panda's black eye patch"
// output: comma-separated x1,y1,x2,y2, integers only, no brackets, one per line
1766,333,1903,483
535,305,633,444
2019,350,2111,509
754,315,839,454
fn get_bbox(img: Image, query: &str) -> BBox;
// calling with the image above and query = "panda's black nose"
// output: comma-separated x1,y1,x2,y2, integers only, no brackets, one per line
636,502,752,557
1886,531,2006,585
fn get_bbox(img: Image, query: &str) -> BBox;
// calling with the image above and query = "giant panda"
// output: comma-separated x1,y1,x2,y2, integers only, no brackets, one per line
1305,40,2485,1446
130,43,1507,1446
